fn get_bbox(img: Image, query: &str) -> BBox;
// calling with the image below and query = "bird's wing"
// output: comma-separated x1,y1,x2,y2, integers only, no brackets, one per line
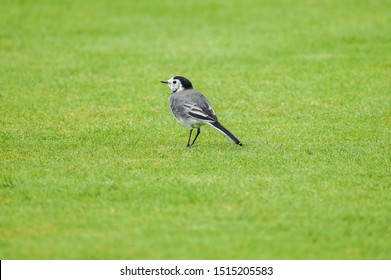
183,93,218,122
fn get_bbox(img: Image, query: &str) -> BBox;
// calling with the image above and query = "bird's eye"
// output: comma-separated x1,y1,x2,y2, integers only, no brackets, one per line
173,81,177,84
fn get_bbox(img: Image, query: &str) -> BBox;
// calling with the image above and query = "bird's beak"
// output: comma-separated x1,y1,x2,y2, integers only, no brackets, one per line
160,80,168,84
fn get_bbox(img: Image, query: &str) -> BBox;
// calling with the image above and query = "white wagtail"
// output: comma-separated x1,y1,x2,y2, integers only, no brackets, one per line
161,76,242,147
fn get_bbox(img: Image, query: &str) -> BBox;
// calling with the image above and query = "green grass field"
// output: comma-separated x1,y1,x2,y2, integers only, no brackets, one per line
1,0,390,259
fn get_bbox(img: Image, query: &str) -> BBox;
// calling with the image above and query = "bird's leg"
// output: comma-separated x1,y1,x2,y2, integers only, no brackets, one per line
187,129,193,147
190,128,201,147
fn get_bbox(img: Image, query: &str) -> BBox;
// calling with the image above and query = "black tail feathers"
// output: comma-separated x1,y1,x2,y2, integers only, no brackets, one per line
209,121,242,146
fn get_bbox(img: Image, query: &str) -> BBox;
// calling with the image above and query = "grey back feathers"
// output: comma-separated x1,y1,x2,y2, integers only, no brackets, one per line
170,89,217,125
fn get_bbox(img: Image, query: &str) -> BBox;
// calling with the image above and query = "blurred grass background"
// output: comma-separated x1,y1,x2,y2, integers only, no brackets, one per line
1,0,390,259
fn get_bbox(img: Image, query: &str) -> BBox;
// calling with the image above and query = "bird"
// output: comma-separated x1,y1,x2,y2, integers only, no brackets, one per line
160,76,242,147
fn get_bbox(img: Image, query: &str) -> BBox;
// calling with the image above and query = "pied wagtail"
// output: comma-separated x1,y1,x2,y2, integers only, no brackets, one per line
161,76,242,147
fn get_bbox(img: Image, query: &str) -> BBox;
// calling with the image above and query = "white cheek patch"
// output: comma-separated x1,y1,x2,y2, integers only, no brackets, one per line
177,84,184,92
171,83,184,93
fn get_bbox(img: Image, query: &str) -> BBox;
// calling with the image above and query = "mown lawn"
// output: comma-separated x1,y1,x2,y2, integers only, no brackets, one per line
1,0,390,259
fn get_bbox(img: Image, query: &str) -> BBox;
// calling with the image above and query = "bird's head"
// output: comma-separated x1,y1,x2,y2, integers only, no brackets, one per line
160,76,193,93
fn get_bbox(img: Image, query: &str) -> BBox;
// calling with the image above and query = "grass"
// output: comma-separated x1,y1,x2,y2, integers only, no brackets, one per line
1,0,390,259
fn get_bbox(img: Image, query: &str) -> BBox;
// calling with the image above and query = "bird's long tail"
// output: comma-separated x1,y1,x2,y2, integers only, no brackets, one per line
208,121,242,146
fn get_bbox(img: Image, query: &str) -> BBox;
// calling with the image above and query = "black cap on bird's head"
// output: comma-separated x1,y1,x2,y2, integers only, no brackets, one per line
173,76,193,89
160,76,193,93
